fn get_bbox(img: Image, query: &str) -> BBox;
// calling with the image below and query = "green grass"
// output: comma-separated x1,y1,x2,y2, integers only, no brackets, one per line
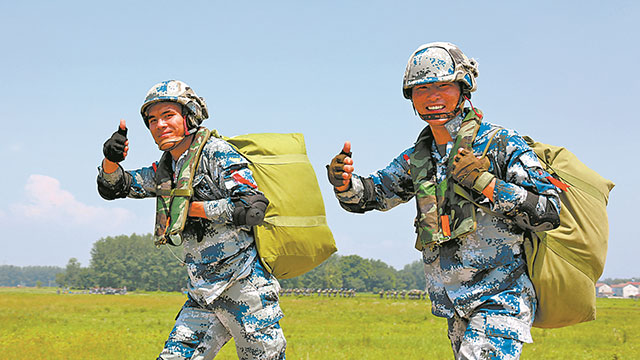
1,287,638,359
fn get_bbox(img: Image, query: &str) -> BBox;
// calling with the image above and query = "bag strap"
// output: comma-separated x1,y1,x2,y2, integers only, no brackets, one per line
154,128,211,246
453,127,502,218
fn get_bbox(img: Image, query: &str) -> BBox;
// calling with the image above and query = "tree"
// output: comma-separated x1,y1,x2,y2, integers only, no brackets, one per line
397,260,426,290
340,255,371,291
89,233,186,291
368,259,397,292
56,258,92,289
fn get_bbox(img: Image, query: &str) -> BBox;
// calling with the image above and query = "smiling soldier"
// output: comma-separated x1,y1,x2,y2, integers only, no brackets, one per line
326,43,561,359
97,80,286,359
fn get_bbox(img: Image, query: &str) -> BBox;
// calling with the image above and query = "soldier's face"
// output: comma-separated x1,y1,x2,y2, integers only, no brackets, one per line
411,82,461,125
146,102,186,151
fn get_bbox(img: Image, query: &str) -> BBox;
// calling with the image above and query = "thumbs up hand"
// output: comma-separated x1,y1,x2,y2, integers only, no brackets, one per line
103,119,129,163
327,141,354,192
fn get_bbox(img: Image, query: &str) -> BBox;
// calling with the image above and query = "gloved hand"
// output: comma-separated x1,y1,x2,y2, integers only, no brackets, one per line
103,121,129,163
232,194,269,226
451,148,493,191
326,141,353,191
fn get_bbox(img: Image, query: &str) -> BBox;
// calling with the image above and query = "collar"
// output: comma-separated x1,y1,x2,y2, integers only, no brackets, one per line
441,111,465,141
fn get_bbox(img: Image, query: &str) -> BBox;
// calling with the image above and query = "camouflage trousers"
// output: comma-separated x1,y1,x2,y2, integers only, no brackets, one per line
446,274,536,360
158,260,286,360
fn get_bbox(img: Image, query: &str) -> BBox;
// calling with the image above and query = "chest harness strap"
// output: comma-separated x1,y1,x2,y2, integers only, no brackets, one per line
409,110,483,250
154,127,211,246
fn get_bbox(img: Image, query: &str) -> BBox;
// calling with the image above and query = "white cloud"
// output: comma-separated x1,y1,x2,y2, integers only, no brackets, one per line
9,174,135,228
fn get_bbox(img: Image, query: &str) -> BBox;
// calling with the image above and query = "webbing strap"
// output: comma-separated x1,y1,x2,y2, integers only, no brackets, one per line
551,168,605,205
156,189,194,197
538,232,597,283
454,184,502,217
263,215,328,227
245,154,309,165
522,136,606,205
481,129,500,157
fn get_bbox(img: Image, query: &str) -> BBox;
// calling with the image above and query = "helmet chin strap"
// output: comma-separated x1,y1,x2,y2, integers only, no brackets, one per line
416,94,465,122
157,136,187,152
156,118,195,152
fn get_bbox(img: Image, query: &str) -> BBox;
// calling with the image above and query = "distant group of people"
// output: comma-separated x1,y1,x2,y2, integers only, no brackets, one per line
378,289,427,300
56,286,127,295
278,288,427,300
89,286,127,295
279,288,356,297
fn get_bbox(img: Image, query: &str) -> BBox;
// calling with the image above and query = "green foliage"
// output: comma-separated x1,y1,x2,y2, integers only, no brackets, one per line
0,265,63,287
89,233,187,291
279,254,425,291
17,233,424,292
398,260,426,290
50,233,187,291
55,258,92,289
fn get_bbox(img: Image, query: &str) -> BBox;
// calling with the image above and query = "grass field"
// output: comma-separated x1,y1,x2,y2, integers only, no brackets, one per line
1,287,638,359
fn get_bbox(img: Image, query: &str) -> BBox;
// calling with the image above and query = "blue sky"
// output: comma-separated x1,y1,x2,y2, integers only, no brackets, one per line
1,1,637,279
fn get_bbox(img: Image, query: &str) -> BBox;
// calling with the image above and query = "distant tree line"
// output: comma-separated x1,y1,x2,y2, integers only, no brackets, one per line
0,265,63,287
599,277,640,285
2,233,427,292
278,254,426,292
54,233,188,291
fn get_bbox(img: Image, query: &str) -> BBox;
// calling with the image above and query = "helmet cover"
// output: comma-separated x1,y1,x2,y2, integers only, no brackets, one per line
402,42,478,99
140,80,209,132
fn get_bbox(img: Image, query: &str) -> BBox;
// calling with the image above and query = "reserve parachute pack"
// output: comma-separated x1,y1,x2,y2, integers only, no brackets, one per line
521,137,614,328
210,130,337,279
454,134,614,328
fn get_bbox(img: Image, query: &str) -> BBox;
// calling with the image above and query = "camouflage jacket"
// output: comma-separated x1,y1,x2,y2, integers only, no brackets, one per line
97,136,265,305
335,110,561,320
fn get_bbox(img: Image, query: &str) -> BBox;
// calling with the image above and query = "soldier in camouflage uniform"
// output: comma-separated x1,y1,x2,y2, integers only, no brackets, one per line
97,80,286,359
327,43,561,359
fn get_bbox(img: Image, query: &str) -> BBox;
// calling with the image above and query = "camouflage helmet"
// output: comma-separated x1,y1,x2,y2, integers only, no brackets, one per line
140,80,209,132
402,42,478,99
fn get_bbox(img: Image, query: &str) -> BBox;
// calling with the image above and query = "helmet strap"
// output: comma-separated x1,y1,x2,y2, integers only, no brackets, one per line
157,132,196,152
183,118,190,136
156,114,193,152
464,95,483,120
157,136,186,152
416,94,465,121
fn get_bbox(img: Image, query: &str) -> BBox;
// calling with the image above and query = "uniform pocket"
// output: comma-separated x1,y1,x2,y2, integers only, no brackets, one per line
483,315,533,343
241,261,284,333
241,304,284,333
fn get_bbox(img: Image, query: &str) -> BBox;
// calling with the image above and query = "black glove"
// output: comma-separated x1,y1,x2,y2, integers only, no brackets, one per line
326,149,352,188
103,126,128,163
510,191,560,232
232,194,269,226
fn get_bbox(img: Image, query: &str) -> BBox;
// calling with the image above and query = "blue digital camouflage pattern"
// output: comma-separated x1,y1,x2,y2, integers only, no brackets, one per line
98,135,286,358
158,259,285,360
447,274,535,359
335,109,560,349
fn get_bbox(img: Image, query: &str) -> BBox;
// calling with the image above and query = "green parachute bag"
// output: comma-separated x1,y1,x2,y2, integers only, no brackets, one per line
523,136,614,328
212,131,337,279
